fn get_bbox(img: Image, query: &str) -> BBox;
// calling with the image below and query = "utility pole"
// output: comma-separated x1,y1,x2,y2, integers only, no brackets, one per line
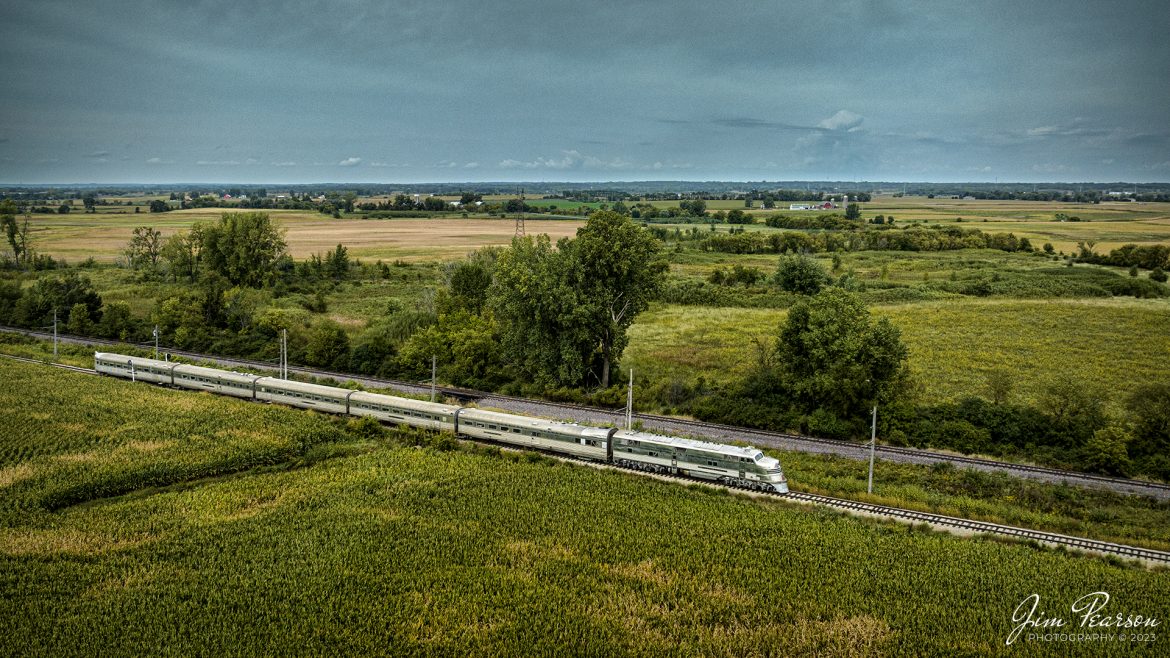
431,355,437,402
52,308,58,361
626,368,634,430
152,325,159,360
281,328,288,379
867,404,877,494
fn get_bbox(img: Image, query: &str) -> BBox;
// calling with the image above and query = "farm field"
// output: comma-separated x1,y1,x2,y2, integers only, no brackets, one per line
2,359,1169,656
24,209,584,263
625,297,1170,409
21,197,1170,266
648,197,1170,253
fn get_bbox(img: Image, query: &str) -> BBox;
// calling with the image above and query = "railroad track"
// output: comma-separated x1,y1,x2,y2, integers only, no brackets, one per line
6,351,1168,566
781,491,1170,564
596,458,1170,565
0,353,97,376
4,325,1169,500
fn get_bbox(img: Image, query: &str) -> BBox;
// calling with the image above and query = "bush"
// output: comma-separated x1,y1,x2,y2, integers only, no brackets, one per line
803,408,855,440
775,255,828,295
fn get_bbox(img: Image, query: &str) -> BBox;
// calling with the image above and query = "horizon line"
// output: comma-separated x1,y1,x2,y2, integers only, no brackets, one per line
2,179,1168,188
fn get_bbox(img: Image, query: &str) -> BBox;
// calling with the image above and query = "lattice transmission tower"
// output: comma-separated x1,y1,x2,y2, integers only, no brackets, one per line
514,188,526,238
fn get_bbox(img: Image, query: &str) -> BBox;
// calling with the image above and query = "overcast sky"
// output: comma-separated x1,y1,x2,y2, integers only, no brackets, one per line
1,0,1167,184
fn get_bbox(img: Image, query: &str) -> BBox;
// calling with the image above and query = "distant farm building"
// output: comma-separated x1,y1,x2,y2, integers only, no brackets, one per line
789,202,837,211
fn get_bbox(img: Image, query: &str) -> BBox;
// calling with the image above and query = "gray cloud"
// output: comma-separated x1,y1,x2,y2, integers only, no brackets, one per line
0,0,1167,182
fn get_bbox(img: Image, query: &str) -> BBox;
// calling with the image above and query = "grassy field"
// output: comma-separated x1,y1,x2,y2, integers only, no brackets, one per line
25,197,1169,266
816,196,1170,254
2,359,1169,656
625,297,1170,410
644,196,1170,253
25,209,585,263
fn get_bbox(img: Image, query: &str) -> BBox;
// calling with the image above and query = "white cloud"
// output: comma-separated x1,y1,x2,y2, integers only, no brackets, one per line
498,150,633,170
464,162,479,168
818,110,864,131
1027,125,1059,136
338,157,363,166
272,161,297,166
196,160,241,166
644,160,692,170
145,157,173,164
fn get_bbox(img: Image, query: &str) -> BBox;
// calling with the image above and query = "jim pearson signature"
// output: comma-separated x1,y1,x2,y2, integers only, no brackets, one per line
1007,592,1160,645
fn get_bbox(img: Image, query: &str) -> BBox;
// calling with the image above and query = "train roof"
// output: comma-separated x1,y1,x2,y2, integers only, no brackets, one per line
349,389,460,414
173,363,261,384
613,429,764,461
254,377,354,397
460,407,614,438
95,352,176,369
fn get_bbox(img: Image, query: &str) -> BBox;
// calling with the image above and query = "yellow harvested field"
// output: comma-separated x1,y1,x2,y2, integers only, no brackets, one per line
26,209,585,262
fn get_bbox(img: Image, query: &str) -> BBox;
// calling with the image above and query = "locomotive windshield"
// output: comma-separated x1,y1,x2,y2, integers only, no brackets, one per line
753,452,764,461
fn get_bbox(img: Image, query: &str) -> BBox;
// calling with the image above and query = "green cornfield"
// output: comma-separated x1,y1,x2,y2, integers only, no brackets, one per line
2,359,1168,656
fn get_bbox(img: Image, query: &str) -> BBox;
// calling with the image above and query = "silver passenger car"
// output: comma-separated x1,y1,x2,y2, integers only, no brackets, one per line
458,408,611,460
172,364,261,400
349,390,459,432
94,352,176,385
254,377,352,414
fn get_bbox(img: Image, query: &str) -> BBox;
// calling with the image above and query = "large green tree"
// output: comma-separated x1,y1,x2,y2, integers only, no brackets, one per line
775,288,909,420
12,271,103,328
490,211,666,389
490,234,593,388
1,199,31,266
440,248,498,315
564,210,667,387
1126,383,1170,466
160,226,203,282
124,226,162,274
200,213,287,287
304,320,351,370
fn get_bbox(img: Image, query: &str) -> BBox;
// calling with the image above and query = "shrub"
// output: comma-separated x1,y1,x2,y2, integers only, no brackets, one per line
775,255,828,295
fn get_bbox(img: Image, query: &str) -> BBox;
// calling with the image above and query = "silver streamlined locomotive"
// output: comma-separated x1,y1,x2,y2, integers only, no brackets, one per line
94,352,788,493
